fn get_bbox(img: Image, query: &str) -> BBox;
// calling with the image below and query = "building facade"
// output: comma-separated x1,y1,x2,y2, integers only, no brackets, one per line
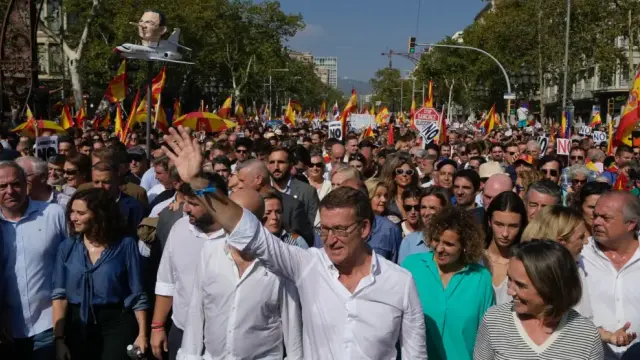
314,57,339,89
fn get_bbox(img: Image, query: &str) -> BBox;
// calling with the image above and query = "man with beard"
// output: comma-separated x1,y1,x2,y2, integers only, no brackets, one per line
453,169,484,223
268,147,319,226
151,173,228,360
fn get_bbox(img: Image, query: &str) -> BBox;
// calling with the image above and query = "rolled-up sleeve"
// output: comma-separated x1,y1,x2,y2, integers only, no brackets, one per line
155,229,175,297
227,208,312,282
400,274,427,358
124,238,149,311
51,239,70,300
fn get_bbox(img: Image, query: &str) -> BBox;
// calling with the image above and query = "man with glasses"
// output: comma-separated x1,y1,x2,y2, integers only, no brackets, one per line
633,147,640,161
47,155,66,188
161,129,427,359
538,156,563,185
128,146,149,181
230,137,252,173
504,143,519,164
569,147,587,166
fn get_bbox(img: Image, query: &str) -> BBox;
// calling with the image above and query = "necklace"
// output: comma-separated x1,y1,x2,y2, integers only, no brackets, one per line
486,251,510,265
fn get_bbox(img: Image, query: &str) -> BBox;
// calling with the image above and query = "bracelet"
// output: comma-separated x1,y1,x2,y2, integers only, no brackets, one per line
151,321,164,327
151,327,165,332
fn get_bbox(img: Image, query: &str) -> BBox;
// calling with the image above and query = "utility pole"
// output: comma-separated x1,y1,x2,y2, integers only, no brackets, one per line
561,0,571,114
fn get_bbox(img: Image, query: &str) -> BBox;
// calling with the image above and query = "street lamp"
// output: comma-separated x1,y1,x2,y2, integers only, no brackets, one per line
266,68,289,119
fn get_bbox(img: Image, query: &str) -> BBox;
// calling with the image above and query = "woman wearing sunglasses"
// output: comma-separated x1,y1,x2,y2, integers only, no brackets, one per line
566,164,591,204
400,188,422,237
306,147,332,201
381,154,419,222
63,153,92,194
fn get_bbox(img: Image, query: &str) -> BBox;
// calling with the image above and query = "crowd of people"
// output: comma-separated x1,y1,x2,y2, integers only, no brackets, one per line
0,119,639,360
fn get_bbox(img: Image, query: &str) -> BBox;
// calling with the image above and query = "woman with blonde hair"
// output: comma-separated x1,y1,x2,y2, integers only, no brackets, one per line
365,178,389,217
515,169,544,199
380,153,419,220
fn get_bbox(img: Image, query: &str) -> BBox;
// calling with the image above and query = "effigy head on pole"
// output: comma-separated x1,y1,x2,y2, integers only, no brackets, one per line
137,10,167,46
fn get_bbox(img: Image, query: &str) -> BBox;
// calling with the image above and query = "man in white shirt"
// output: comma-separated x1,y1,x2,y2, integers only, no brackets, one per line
147,156,173,203
583,191,640,359
177,189,303,360
151,173,228,360
161,126,427,359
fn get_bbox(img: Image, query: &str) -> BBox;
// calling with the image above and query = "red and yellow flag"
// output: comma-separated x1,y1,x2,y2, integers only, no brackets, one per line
615,64,640,146
173,98,181,120
341,89,357,134
151,67,166,105
218,96,233,119
290,100,302,113
607,118,614,155
590,112,602,128
96,109,111,129
104,60,127,103
363,125,374,138
375,107,390,125
424,80,433,108
438,108,447,144
153,93,168,132
115,103,124,139
121,89,140,142
409,98,417,129
235,103,245,125
75,107,86,129
60,105,73,129
483,104,498,134
284,100,296,127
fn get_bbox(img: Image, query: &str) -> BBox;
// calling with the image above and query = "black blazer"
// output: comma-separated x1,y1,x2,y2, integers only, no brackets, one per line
281,192,315,247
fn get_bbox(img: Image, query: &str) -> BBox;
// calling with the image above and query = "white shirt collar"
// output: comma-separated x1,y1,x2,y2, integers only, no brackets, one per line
189,225,226,240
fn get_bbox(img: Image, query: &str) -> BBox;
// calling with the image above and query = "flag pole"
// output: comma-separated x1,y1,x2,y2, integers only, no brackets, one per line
146,62,152,160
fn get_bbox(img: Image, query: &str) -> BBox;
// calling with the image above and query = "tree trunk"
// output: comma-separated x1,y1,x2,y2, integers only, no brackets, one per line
68,58,83,108
538,0,546,123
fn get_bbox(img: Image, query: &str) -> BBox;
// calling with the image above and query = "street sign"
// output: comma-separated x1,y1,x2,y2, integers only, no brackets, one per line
414,107,440,145
328,121,343,140
592,131,607,143
537,136,549,158
504,93,516,100
36,136,59,161
557,138,571,155
578,126,592,136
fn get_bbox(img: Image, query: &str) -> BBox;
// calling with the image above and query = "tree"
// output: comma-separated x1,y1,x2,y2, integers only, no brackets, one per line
370,68,403,110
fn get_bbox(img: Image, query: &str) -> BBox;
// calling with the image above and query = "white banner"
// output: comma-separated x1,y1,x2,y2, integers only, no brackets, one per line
348,114,375,130
418,121,440,145
36,136,59,161
537,136,549,158
328,121,343,140
578,126,592,136
312,119,321,130
592,131,607,143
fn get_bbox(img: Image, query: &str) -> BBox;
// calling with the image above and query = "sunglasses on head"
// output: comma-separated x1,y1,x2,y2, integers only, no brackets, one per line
395,168,415,176
542,169,559,177
403,204,419,212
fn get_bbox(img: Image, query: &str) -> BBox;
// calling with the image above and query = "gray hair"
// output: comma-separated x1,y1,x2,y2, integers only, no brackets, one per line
332,165,363,182
526,140,541,151
588,148,606,162
237,159,270,185
0,160,27,184
612,192,640,233
15,156,47,177
413,149,427,159
566,164,590,181
525,180,562,204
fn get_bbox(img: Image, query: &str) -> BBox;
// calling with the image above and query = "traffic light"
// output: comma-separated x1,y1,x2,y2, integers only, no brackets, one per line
408,37,416,54
607,98,615,117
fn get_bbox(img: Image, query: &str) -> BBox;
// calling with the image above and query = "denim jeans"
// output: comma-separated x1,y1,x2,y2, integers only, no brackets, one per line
10,327,55,360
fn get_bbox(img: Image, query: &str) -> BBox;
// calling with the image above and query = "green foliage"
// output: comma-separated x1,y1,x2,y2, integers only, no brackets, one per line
47,0,333,113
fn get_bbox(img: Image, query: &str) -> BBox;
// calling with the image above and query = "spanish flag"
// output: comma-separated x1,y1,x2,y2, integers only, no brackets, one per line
438,109,447,144
104,60,127,103
590,112,602,128
97,109,111,129
153,93,168,132
75,106,86,129
218,96,232,118
607,118,613,155
173,98,181,120
151,66,166,105
363,125,374,138
614,64,640,146
121,89,141,142
284,100,296,127
290,100,302,112
235,103,245,125
561,111,571,139
115,104,124,138
60,105,73,129
483,104,498,134
340,89,357,134
424,80,433,108
376,107,390,125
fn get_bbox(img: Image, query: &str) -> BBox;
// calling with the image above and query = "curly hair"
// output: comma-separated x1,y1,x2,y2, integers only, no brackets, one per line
66,188,125,246
424,206,485,265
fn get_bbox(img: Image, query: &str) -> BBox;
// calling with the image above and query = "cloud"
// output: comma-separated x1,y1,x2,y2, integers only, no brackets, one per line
295,24,327,38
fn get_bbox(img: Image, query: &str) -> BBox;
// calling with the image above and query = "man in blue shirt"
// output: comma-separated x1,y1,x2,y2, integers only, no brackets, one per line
0,161,67,359
92,161,146,238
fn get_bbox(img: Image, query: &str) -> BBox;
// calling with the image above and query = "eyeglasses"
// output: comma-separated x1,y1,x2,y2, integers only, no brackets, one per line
570,156,584,161
63,169,78,176
508,152,517,156
319,222,360,240
310,162,324,168
458,151,466,156
236,149,248,154
542,169,559,177
403,204,419,212
395,168,415,176
468,165,478,171
572,179,587,185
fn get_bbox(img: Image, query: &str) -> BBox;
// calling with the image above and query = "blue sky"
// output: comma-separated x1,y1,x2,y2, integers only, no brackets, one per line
279,0,486,82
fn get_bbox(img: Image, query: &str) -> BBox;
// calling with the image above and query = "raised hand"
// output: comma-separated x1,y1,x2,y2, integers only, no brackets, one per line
606,322,637,346
162,126,203,184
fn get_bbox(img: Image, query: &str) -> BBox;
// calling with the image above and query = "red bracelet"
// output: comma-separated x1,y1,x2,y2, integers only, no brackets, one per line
151,327,165,332
151,321,164,327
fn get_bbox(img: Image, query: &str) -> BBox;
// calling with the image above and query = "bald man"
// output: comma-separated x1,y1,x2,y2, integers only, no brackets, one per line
236,160,314,245
481,174,513,209
178,188,303,360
